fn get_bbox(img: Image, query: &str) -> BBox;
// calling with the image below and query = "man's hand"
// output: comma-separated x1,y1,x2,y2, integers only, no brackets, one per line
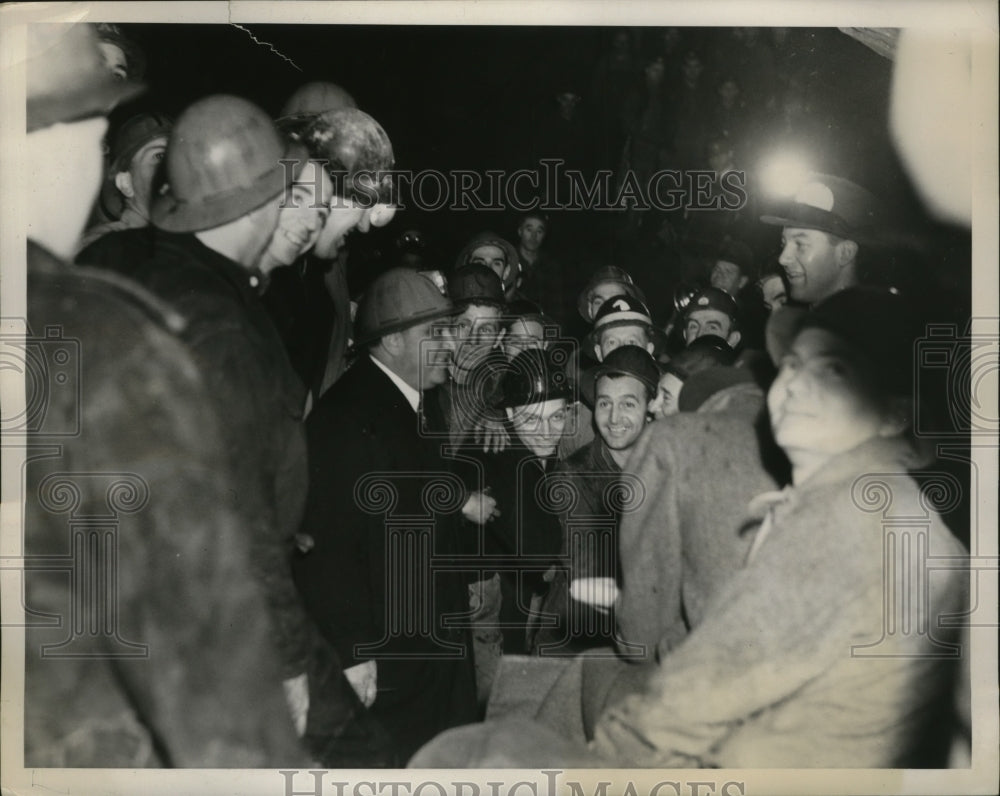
344,660,377,708
473,418,510,453
282,673,309,737
462,489,500,525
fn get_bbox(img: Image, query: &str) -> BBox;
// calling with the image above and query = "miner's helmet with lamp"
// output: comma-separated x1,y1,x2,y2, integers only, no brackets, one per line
151,95,308,233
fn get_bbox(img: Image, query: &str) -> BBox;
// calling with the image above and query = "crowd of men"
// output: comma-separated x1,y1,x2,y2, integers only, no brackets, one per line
18,21,972,771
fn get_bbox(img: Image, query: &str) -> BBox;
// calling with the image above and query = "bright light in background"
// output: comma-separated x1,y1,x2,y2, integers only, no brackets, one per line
759,152,812,198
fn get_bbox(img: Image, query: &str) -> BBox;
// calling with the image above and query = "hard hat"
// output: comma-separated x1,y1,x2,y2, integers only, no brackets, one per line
577,266,647,321
279,108,394,203
680,287,740,324
26,23,144,133
499,348,574,409
354,268,455,346
151,95,307,233
448,264,505,309
587,293,667,354
278,81,357,121
454,232,520,289
581,344,661,405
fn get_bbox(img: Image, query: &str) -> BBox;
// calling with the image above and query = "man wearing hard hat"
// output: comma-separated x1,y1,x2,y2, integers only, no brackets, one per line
77,93,329,754
263,102,398,400
20,21,309,767
294,268,488,763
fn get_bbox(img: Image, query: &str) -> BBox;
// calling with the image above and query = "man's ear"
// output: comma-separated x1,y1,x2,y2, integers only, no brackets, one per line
727,330,742,349
836,239,859,267
594,344,604,362
379,331,404,357
113,171,135,199
645,341,655,355
738,275,749,289
505,407,515,421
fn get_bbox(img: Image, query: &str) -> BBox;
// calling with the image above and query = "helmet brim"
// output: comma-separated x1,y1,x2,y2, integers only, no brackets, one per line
151,140,308,233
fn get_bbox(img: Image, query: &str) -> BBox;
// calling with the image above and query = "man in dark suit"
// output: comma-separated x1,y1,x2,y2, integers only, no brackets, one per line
293,268,488,763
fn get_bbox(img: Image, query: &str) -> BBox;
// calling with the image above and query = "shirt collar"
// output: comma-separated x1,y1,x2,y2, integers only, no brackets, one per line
370,355,421,413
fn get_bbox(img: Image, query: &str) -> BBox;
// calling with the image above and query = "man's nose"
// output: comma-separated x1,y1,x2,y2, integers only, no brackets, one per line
778,241,795,267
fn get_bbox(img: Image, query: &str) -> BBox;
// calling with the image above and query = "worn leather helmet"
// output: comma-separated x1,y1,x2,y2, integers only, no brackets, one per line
278,81,357,122
26,23,144,133
151,95,307,233
354,268,455,346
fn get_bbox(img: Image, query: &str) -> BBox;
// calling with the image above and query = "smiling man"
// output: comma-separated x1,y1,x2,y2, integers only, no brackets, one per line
761,172,878,305
262,107,397,399
533,345,660,653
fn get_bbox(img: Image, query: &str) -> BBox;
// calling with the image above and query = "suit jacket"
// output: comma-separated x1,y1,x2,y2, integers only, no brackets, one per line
293,355,477,759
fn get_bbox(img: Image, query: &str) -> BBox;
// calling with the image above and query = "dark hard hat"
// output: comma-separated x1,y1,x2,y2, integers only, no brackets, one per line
667,334,737,381
280,108,394,203
506,299,560,336
151,95,307,233
354,268,455,346
448,264,505,308
760,172,879,240
99,112,172,219
577,266,647,321
499,348,574,409
26,23,144,133
582,345,661,405
681,287,739,323
278,81,357,121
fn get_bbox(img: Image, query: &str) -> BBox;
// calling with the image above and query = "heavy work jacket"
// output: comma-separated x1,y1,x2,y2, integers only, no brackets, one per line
79,227,312,678
293,355,477,760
